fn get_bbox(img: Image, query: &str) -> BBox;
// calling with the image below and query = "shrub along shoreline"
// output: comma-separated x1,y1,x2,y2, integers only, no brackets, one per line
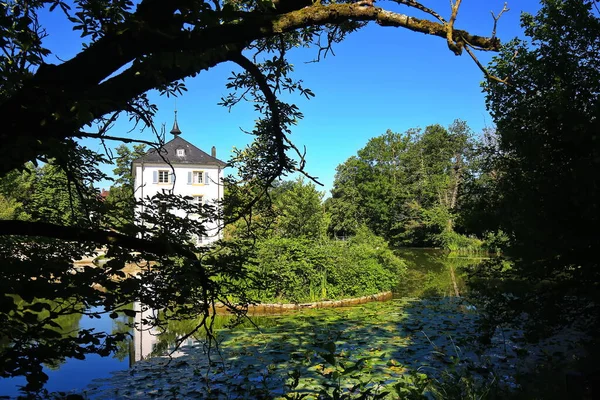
244,228,406,304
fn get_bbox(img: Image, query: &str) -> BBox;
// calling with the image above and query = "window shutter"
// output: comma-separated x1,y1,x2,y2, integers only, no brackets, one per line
188,171,192,185
205,172,210,185
170,172,174,183
152,171,158,183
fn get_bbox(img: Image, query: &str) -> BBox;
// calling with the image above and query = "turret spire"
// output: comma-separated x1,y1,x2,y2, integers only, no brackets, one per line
170,110,182,136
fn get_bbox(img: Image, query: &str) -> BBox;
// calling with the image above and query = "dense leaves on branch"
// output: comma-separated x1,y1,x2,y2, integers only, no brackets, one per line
468,0,600,338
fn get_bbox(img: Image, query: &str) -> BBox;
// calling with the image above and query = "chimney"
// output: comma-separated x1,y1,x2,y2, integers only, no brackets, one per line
211,146,216,158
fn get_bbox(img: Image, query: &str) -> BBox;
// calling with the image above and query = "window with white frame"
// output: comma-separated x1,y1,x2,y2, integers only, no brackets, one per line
192,170,203,184
177,148,185,157
158,170,170,183
190,195,203,205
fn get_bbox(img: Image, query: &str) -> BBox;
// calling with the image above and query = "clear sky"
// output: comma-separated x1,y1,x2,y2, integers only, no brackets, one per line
40,1,542,195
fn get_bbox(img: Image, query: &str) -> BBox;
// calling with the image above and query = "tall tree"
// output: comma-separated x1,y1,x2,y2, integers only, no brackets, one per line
475,0,600,333
328,122,474,247
273,178,326,239
104,144,147,231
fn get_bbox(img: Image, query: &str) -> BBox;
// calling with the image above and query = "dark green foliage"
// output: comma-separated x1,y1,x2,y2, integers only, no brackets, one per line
273,178,327,240
471,0,600,334
103,144,147,231
248,228,405,303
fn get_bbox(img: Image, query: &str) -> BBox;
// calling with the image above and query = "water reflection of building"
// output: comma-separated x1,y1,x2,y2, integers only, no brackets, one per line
130,301,160,366
129,301,195,367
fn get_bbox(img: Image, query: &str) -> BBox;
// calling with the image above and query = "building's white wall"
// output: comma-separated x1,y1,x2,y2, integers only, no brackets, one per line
133,163,224,244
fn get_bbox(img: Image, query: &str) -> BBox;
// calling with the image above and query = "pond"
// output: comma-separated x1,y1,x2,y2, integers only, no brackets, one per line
393,248,488,298
0,249,488,398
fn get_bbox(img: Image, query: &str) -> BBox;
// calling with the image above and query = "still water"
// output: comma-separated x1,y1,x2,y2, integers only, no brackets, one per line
393,248,486,298
0,249,482,397
0,307,131,397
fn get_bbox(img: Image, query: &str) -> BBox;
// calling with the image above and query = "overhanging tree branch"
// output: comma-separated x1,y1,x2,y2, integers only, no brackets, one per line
0,220,197,261
230,53,288,176
0,2,500,176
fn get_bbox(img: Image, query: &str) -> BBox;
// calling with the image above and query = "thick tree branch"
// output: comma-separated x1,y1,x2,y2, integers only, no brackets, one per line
463,42,509,84
0,2,500,176
446,0,464,54
0,220,197,261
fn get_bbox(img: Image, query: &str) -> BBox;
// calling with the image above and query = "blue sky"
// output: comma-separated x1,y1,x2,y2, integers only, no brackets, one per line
40,1,542,195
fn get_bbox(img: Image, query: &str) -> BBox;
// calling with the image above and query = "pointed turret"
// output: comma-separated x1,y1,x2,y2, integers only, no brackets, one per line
170,110,182,136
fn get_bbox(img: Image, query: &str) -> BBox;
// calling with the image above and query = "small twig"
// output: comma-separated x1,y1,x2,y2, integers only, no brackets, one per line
77,132,160,147
225,53,293,223
273,35,287,93
170,311,209,357
490,2,509,39
230,53,287,170
283,138,323,186
393,0,446,23
308,26,339,63
97,111,120,136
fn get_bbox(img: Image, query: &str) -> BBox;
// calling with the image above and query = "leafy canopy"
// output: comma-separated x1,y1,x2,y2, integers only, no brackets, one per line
470,0,600,336
327,121,476,248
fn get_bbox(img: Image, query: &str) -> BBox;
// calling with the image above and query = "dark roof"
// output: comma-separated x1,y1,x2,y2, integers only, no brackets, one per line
132,136,226,167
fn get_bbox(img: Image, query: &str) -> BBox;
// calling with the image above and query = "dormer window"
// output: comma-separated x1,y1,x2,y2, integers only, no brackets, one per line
177,148,185,157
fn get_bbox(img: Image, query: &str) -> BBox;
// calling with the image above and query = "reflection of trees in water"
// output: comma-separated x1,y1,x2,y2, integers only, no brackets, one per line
0,297,83,371
127,251,485,365
111,302,134,362
128,304,282,362
394,249,484,298
154,314,280,356
129,250,485,363
1,297,136,375
43,311,83,370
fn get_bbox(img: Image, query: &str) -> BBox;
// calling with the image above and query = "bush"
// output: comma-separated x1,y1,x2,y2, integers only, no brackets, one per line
248,230,405,303
481,230,511,255
435,230,483,254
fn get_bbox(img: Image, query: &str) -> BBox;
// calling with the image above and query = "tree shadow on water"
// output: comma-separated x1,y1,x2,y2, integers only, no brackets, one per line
86,296,577,399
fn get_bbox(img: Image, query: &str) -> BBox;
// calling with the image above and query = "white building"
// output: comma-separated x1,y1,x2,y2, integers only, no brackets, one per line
132,113,226,245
